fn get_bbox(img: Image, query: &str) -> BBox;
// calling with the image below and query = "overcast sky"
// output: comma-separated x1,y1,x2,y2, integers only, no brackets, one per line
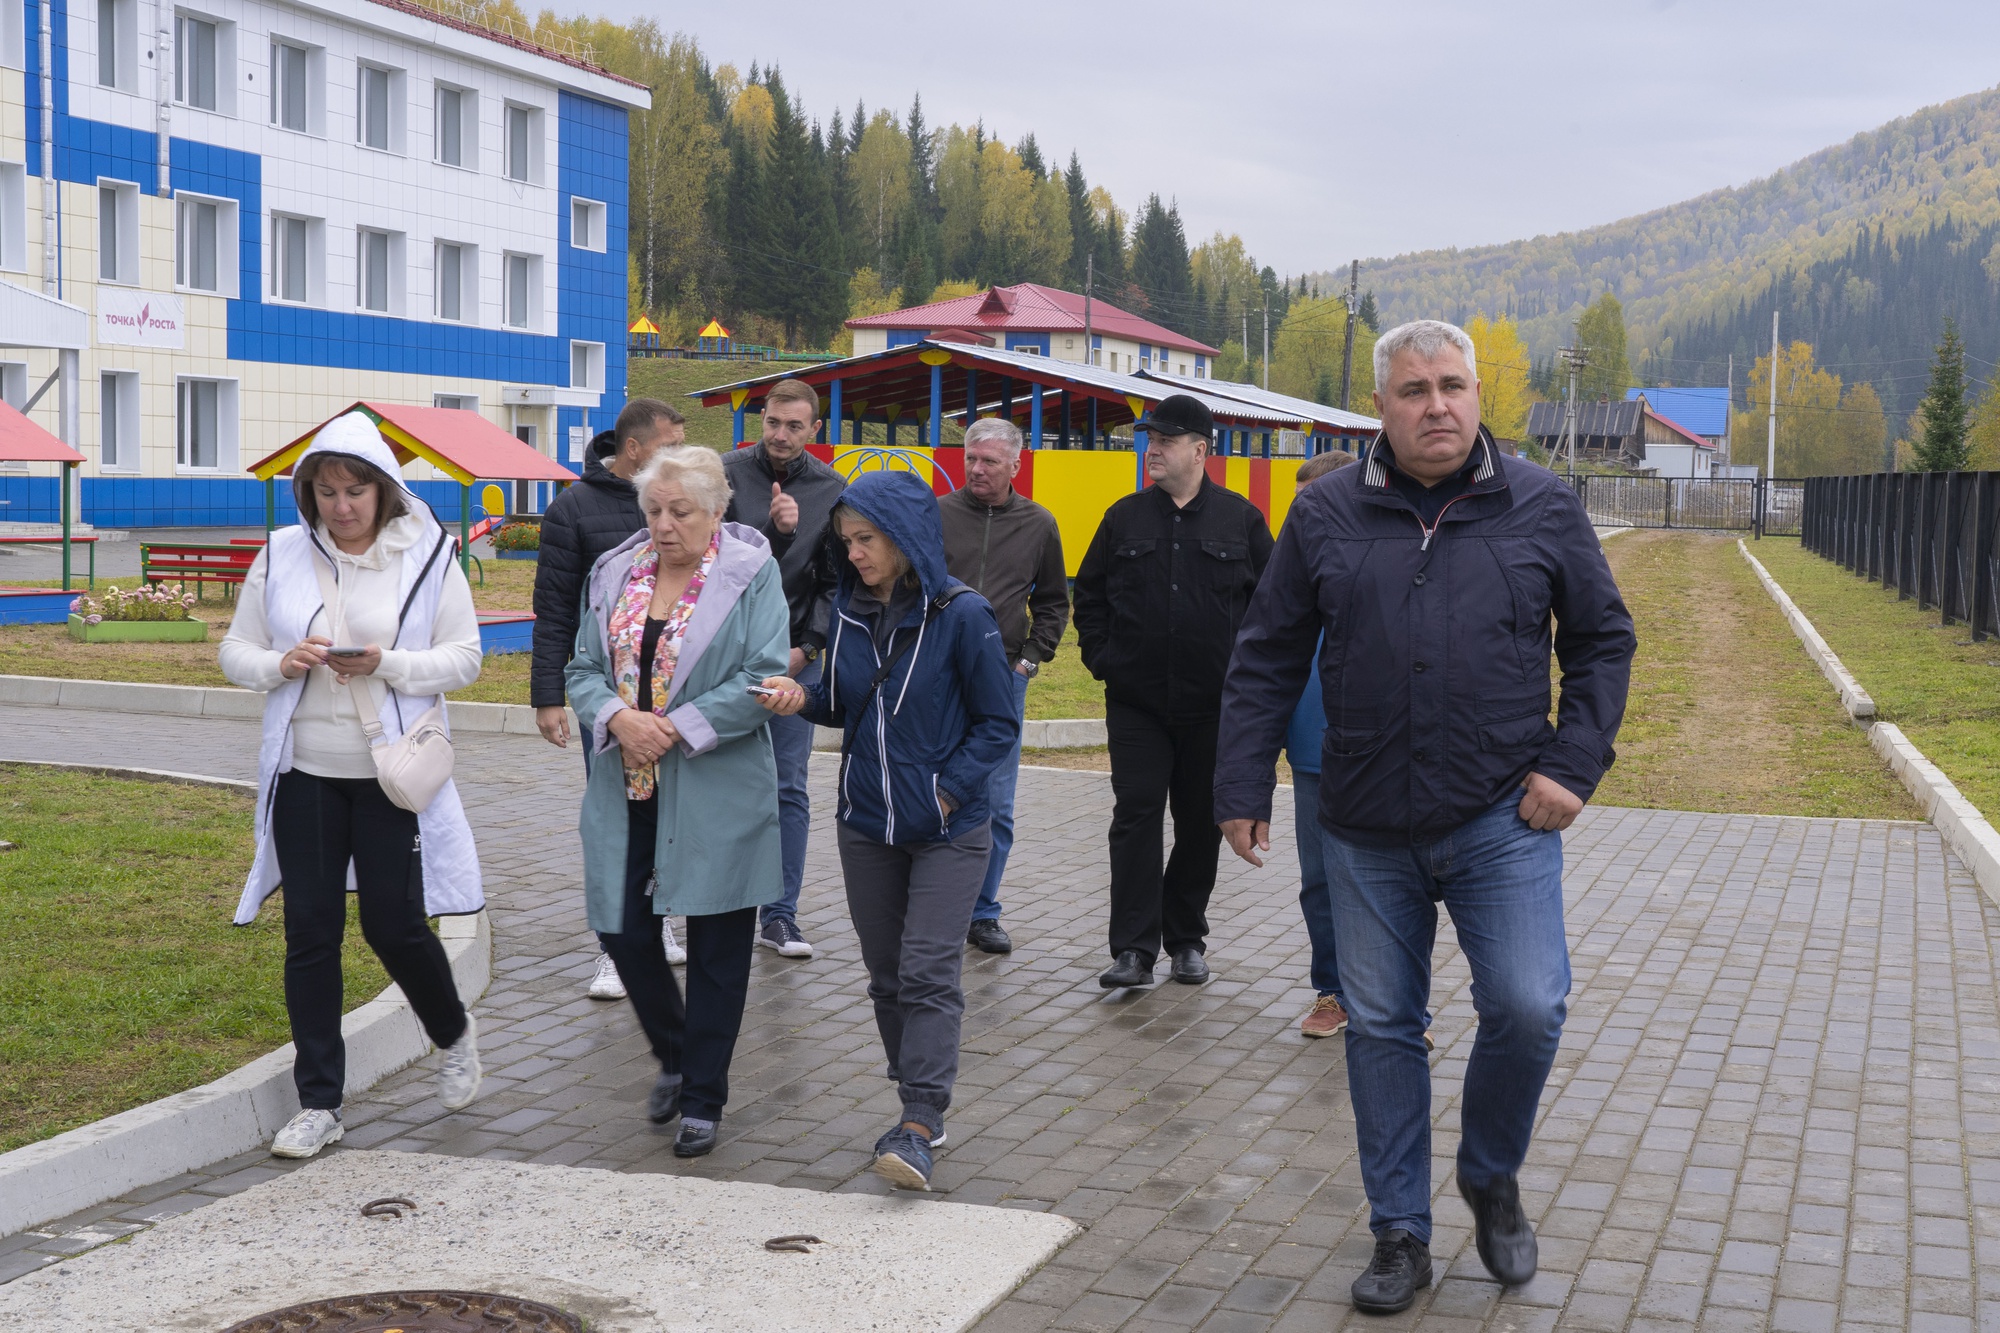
588,1,2000,277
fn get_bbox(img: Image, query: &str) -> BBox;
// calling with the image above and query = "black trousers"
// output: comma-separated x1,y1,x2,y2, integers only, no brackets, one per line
598,795,756,1122
272,768,468,1111
1105,698,1221,965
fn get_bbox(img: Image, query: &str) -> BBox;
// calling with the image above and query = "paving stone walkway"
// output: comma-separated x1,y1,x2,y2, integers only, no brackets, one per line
5,701,2000,1331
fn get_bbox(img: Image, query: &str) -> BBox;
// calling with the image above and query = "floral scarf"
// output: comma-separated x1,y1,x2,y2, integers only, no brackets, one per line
608,531,718,799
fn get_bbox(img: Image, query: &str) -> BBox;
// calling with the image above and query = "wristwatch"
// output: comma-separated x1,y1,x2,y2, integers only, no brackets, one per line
1016,658,1040,679
799,644,820,663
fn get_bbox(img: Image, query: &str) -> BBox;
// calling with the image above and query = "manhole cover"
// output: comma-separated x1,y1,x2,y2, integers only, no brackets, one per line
218,1289,582,1332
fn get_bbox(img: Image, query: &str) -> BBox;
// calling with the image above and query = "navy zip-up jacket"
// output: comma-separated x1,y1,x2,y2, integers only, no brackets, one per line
800,470,1020,846
1213,428,1634,843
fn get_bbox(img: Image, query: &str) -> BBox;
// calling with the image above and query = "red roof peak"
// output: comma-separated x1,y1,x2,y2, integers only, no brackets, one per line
846,281,1219,356
978,287,1017,315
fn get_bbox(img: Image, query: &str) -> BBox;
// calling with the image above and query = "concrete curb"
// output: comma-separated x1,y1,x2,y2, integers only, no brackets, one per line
1736,541,1876,720
1738,542,2000,914
0,757,493,1238
0,673,1116,750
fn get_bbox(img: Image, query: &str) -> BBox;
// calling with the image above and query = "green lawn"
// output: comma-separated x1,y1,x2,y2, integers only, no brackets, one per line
0,765,389,1151
1752,538,2000,817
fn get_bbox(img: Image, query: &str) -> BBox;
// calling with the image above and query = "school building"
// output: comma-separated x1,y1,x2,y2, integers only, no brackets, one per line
846,283,1221,381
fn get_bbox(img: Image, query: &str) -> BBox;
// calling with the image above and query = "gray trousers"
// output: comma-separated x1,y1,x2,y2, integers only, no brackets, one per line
836,819,991,1139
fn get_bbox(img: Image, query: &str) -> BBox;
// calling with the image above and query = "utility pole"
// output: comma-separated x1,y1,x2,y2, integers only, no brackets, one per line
1261,304,1270,391
1083,253,1093,367
1338,259,1359,411
1766,310,1779,480
1724,352,1733,470
1557,343,1590,474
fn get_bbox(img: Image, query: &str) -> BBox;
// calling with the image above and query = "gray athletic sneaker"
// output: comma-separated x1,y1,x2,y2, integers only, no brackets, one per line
438,1013,482,1110
271,1108,343,1159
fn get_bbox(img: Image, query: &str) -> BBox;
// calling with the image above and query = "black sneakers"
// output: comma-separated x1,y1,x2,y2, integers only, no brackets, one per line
1350,1228,1432,1315
1459,1173,1538,1285
966,918,1014,954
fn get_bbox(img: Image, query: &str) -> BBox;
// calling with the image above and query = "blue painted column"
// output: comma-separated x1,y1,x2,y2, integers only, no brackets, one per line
1261,431,1272,459
887,417,897,448
829,378,843,446
1135,426,1149,490
930,364,943,448
1059,388,1073,448
732,404,745,444
965,368,978,425
1030,383,1043,450
1089,397,1100,450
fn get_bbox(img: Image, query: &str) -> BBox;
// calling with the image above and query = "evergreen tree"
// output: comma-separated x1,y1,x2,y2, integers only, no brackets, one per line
759,74,846,346
722,126,769,315
1016,133,1045,180
1913,317,1971,470
1129,195,1193,331
848,99,866,154
1357,290,1378,330
1063,153,1094,291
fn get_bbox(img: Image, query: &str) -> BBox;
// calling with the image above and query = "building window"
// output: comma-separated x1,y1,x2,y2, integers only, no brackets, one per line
0,166,20,271
357,227,404,314
98,0,137,90
570,340,603,392
174,12,218,110
175,192,236,295
269,213,321,304
435,84,478,167
504,252,539,329
570,197,605,252
268,39,325,133
97,180,138,284
434,240,477,322
0,0,21,70
176,377,236,471
100,371,139,470
434,393,476,411
505,103,541,183
357,63,405,152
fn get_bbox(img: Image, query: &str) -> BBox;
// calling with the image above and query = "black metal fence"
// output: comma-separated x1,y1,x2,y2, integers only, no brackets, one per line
1571,475,1805,536
1801,472,2000,639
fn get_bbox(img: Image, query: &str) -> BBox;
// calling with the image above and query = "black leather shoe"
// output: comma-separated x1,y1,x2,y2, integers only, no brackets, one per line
967,919,1014,954
1350,1227,1432,1315
1169,946,1210,984
1459,1173,1537,1285
647,1073,682,1126
1098,950,1153,988
672,1119,718,1158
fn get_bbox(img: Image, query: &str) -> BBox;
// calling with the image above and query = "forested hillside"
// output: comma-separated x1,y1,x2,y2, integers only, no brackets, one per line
1325,84,2000,414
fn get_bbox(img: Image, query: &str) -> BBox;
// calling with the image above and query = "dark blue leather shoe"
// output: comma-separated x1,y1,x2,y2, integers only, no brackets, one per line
673,1119,718,1158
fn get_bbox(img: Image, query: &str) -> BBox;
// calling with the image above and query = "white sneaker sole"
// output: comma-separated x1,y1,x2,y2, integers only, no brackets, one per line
587,982,627,1000
664,950,688,966
872,1152,931,1191
439,1016,482,1111
271,1121,343,1160
757,937,815,958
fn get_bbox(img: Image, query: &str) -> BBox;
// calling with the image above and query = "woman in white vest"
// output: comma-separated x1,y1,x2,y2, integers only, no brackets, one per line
220,411,485,1160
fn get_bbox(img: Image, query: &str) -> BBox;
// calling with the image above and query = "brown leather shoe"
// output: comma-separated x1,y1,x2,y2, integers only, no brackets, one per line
1300,994,1349,1038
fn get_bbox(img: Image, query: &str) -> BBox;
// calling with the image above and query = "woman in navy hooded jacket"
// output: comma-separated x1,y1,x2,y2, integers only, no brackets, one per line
764,469,1018,1190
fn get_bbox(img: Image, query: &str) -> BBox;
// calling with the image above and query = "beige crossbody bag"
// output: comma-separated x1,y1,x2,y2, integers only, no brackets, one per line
309,532,455,813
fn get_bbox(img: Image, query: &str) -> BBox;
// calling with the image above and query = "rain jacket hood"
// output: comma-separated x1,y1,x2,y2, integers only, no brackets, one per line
832,469,952,602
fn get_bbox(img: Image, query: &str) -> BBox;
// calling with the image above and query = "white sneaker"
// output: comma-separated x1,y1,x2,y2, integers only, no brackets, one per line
662,917,688,966
271,1108,343,1159
438,1013,482,1110
587,952,626,1000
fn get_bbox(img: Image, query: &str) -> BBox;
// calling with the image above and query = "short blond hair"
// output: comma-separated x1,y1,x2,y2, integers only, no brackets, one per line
635,445,731,517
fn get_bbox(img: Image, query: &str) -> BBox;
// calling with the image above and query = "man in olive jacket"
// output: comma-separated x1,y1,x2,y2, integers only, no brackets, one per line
1072,394,1273,991
938,417,1069,955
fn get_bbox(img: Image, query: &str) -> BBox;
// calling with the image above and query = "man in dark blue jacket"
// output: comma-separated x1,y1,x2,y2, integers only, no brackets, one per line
1215,320,1634,1315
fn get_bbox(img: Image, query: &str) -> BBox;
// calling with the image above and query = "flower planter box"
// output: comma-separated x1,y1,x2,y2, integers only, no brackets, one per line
68,614,209,643
495,549,539,561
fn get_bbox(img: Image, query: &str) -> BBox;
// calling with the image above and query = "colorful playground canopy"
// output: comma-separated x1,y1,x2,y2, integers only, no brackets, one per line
690,339,1376,450
1147,371,1382,437
250,401,577,484
0,400,86,464
628,315,661,336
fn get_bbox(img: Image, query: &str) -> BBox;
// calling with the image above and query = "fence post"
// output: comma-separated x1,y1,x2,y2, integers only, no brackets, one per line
1975,472,1998,642
1754,477,1765,539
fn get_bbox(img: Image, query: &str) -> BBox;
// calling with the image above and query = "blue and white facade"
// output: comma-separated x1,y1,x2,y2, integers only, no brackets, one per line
0,0,648,526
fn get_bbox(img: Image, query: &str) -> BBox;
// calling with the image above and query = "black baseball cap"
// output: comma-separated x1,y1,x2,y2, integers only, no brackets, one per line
1134,393,1214,441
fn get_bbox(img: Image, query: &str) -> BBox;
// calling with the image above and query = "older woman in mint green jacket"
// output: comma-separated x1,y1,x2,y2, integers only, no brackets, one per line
565,445,798,1158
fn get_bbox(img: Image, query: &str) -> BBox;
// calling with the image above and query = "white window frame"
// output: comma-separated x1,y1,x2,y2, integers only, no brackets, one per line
268,38,324,135
97,0,137,91
434,82,477,169
268,211,322,305
433,393,478,411
97,178,139,284
503,251,540,330
434,239,476,323
173,10,235,115
569,197,606,252
356,226,404,315
174,191,238,296
99,370,140,472
174,375,238,473
0,163,21,272
356,62,405,154
504,102,542,184
570,340,604,393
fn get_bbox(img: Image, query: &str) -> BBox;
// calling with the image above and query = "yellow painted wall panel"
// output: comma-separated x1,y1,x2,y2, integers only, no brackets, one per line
1034,452,1144,576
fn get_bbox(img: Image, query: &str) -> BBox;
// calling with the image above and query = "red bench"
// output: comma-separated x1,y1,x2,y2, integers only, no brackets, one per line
140,542,260,600
0,534,99,587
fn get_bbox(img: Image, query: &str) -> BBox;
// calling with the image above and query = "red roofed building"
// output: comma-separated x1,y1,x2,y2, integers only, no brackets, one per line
847,283,1220,380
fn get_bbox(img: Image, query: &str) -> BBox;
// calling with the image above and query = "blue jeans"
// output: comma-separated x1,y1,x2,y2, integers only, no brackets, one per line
1321,796,1570,1243
764,659,822,927
1293,772,1339,999
974,670,1030,922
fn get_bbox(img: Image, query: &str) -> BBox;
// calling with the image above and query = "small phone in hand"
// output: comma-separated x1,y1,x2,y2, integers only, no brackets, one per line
329,646,366,657
746,684,781,697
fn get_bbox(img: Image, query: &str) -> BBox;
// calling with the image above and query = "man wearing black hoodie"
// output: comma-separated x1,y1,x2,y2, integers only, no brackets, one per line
532,397,684,997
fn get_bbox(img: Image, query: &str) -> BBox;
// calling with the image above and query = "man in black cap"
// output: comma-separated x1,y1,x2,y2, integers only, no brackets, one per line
1072,394,1274,988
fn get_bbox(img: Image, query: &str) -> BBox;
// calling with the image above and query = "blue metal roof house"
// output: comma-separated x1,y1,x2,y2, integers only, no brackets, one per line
1625,387,1731,446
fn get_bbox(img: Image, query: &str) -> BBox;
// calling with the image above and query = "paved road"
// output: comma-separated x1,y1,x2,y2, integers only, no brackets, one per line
3,702,1998,1331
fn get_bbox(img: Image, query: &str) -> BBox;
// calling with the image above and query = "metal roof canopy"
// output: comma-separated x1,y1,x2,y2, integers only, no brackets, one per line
0,281,90,351
1144,370,1380,437
0,400,85,464
692,341,1304,435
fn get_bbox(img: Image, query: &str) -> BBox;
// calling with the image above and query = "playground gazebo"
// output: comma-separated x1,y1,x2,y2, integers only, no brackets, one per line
0,399,88,597
249,401,578,574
